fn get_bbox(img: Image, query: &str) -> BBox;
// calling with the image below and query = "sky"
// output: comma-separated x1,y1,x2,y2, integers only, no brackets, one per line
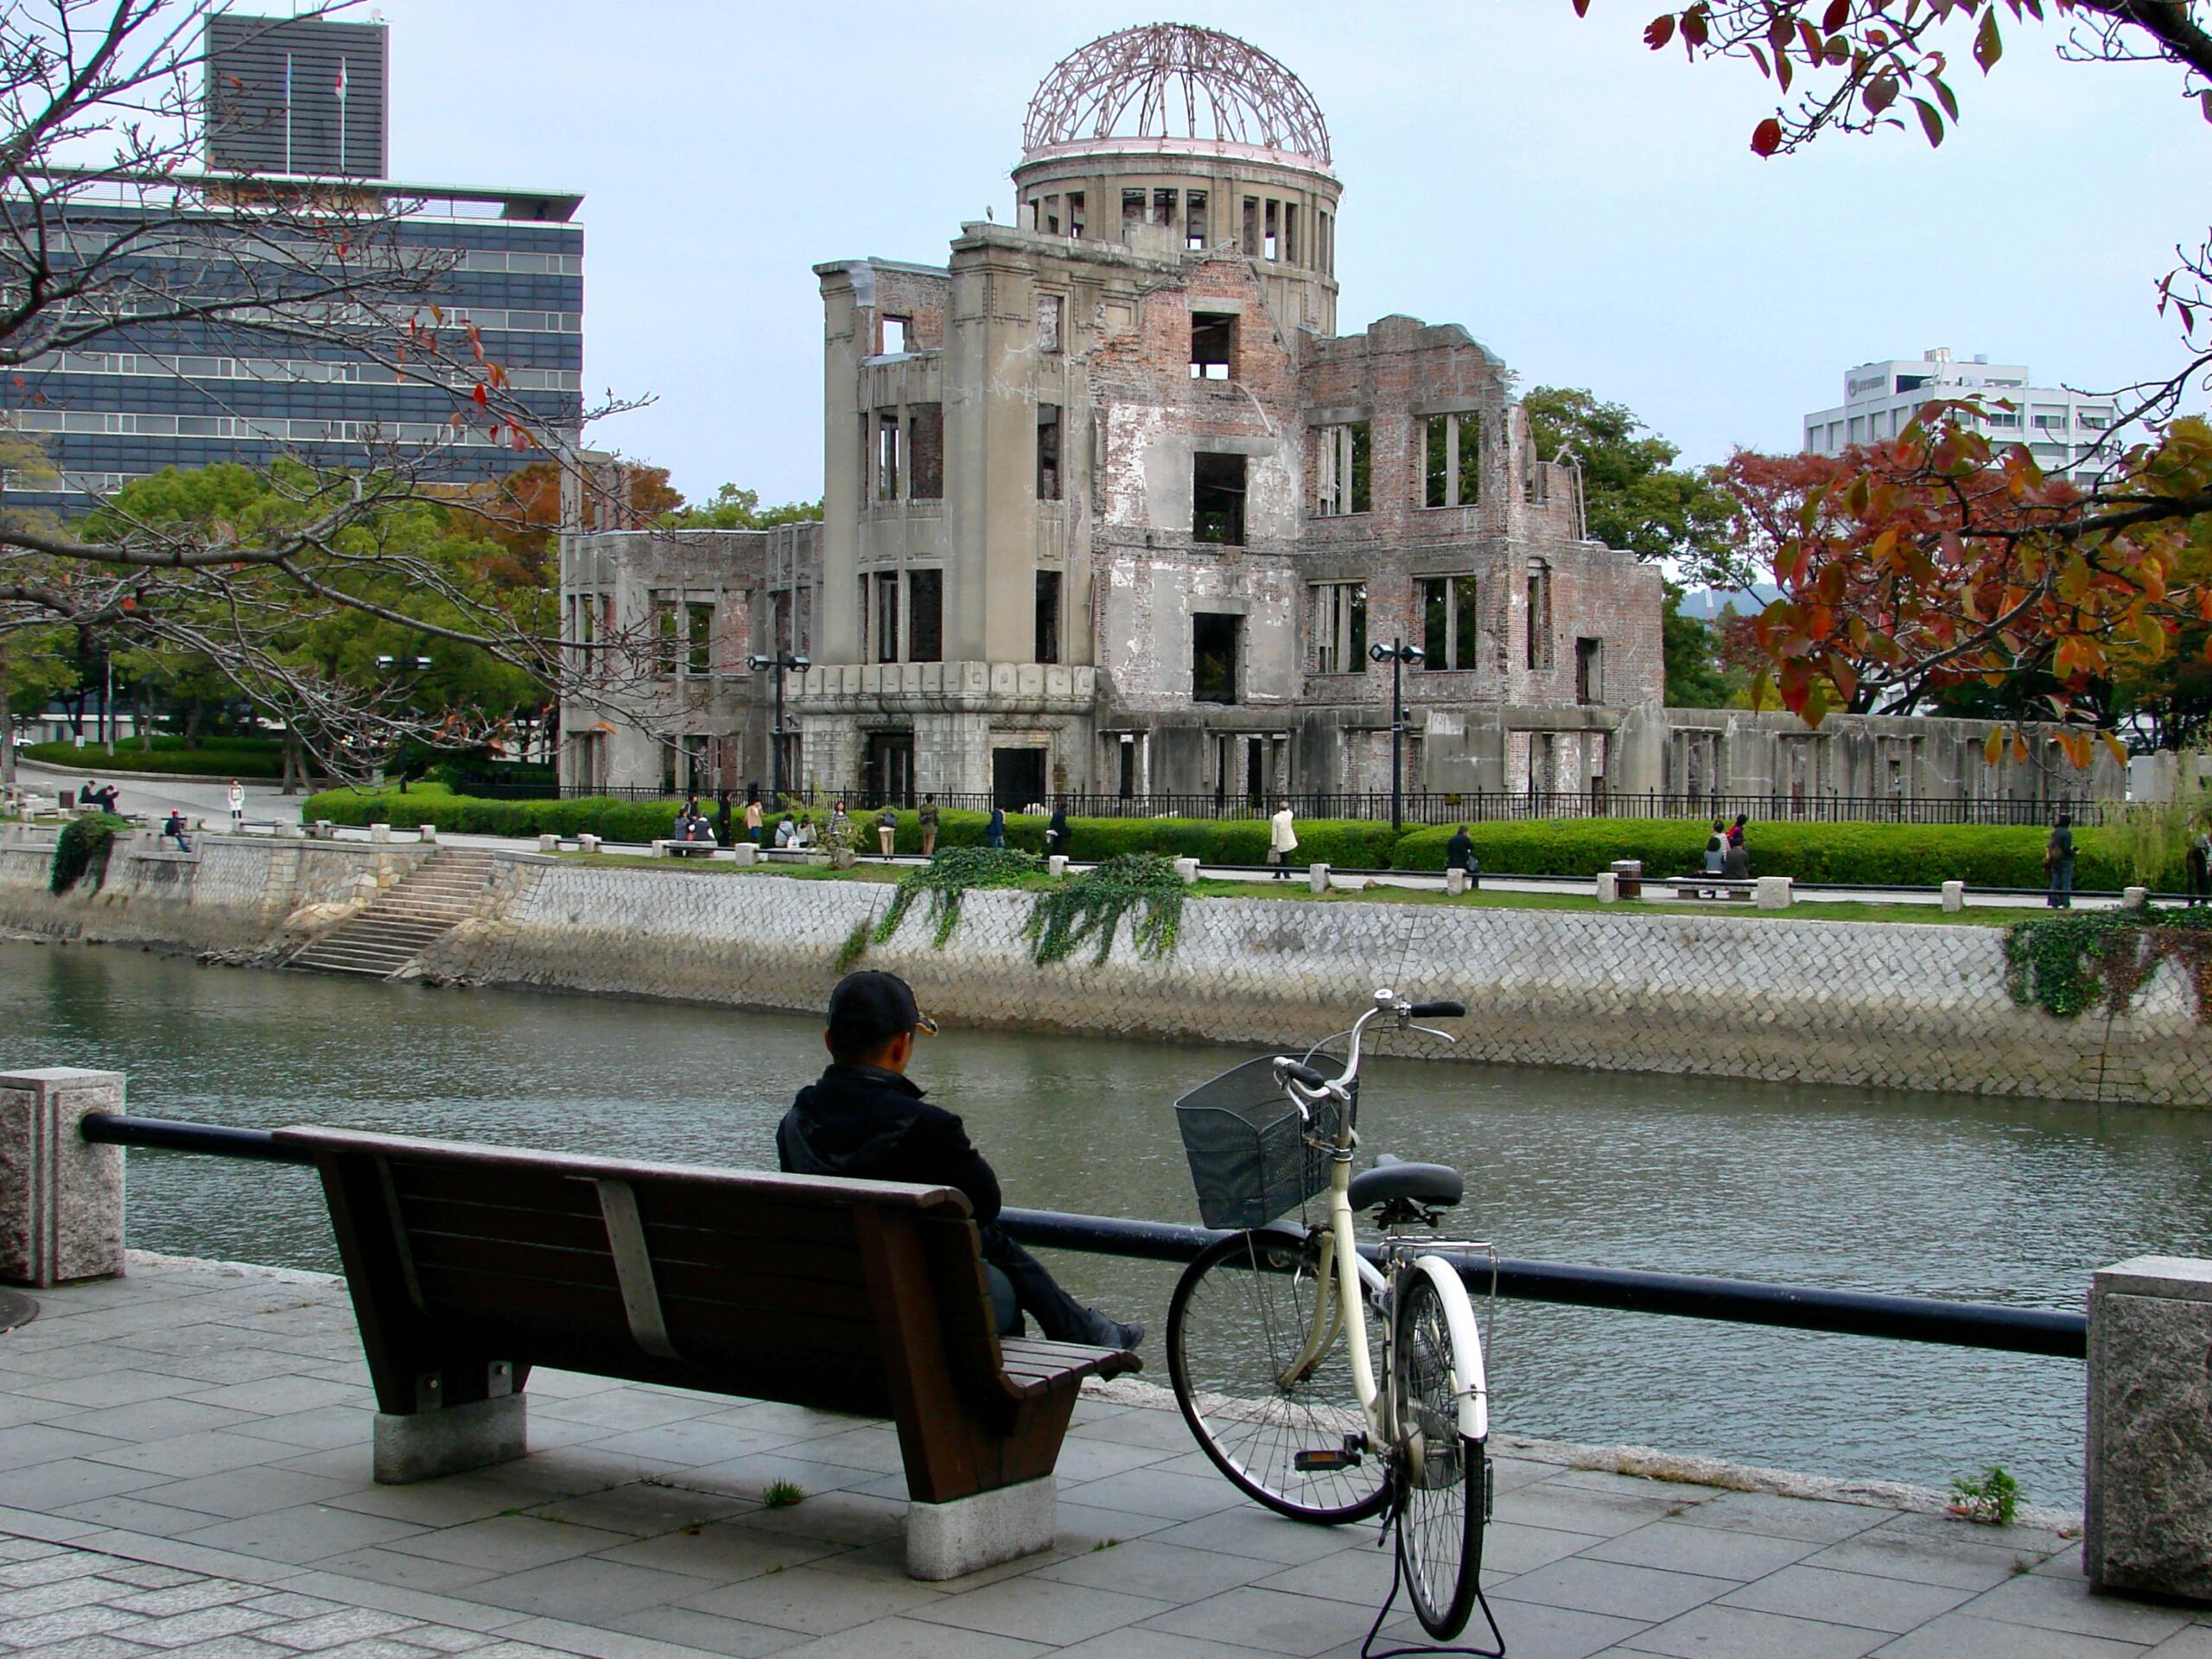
353,0,2209,508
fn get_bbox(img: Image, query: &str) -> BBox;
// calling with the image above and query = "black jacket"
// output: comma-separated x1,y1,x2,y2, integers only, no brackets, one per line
775,1063,1001,1223
1446,831,1475,871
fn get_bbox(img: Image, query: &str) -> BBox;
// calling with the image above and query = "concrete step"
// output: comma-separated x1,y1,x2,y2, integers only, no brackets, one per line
285,847,504,980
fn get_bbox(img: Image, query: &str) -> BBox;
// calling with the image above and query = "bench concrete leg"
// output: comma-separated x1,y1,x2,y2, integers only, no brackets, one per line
2088,1256,2212,1601
905,1477,1055,1580
372,1395,527,1484
0,1069,125,1287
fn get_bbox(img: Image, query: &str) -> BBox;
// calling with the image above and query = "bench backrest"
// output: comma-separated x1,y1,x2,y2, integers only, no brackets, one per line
273,1127,1008,1424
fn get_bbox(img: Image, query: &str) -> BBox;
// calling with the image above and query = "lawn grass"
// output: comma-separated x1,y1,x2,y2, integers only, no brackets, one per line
550,849,2017,926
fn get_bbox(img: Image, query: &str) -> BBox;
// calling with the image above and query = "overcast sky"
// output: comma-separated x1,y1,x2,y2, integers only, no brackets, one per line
359,1,2205,507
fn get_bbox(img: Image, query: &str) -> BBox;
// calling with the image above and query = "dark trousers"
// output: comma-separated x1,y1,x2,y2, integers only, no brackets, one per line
978,1223,1096,1343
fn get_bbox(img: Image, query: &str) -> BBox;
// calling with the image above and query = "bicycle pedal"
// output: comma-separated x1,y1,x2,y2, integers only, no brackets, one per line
1294,1448,1358,1471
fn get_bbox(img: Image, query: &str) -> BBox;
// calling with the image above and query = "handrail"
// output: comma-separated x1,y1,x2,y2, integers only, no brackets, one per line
79,1112,2087,1360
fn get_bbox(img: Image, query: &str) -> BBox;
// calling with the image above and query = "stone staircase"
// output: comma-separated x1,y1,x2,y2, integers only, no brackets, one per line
287,847,500,979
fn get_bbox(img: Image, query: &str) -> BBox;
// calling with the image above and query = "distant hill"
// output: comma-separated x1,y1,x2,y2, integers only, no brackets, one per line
1675,587,1778,620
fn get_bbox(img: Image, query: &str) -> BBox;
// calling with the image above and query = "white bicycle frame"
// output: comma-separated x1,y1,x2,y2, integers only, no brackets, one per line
1277,990,1490,1452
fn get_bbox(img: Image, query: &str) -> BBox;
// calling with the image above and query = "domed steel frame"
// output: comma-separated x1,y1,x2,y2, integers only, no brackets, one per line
1022,22,1331,168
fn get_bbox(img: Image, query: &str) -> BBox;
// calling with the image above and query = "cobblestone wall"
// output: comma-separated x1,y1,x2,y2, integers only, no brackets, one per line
431,861,2209,1108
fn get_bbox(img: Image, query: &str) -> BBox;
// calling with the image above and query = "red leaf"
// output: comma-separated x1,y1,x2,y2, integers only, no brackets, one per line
472,382,489,406
1864,73,1899,112
1681,5,1708,47
1644,13,1675,49
1822,0,1849,30
1910,97,1945,146
1973,7,2003,72
1573,0,1591,16
1751,116,1784,156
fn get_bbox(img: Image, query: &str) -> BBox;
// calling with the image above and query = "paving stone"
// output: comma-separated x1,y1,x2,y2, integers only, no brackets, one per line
1585,1517,1823,1580
1957,1569,2194,1644
132,1472,358,1524
1128,1586,1374,1656
677,1565,944,1637
0,1433,138,1478
124,1607,283,1650
1620,1601,1888,1658
1796,1531,2040,1592
598,1605,806,1659
251,1609,421,1650
519,1484,750,1538
1494,1556,1735,1623
0,1554,111,1588
100,1583,259,1618
771,1615,1047,1658
3,1606,152,1647
1036,1540,1278,1603
1869,1610,2151,1658
1672,1491,1892,1545
175,1506,428,1567
6,1637,162,1659
91,1567,207,1593
452,1559,717,1624
1057,1467,1247,1522
379,1517,630,1576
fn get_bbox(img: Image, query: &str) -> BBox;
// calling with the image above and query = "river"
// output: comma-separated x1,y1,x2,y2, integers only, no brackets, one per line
9,936,2209,1510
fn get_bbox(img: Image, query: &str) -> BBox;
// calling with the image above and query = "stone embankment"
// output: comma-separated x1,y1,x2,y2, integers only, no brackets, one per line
3,830,2205,1106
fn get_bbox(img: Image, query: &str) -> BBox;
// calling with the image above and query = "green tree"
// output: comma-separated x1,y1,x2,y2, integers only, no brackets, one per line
662,484,823,531
1523,387,1743,586
1662,586,1743,708
1,626,77,789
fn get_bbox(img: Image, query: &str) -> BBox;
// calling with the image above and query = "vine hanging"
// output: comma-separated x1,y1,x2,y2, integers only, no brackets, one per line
1025,853,1186,966
2003,911,2212,1025
872,847,1043,950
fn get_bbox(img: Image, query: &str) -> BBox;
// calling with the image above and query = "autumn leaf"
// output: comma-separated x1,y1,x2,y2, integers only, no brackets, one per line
1822,0,1849,31
1910,97,1945,146
1983,726,2004,766
1865,73,1899,113
1973,8,2002,72
1751,115,1783,155
1644,13,1675,49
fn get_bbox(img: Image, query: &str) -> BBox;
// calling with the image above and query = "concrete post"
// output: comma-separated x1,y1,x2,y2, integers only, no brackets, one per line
1307,862,1330,894
1445,868,1466,897
417,823,437,844
1173,857,1200,884
0,1069,125,1287
314,820,334,840
537,833,559,854
1595,872,1620,903
1047,855,1068,879
1755,876,1793,909
578,834,601,855
369,822,391,843
2123,887,2149,911
277,818,302,839
2087,1256,2212,1601
731,842,760,867
1942,880,1965,912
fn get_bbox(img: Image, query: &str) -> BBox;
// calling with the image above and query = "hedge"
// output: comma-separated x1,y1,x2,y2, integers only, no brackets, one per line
25,739,284,779
1390,817,2139,890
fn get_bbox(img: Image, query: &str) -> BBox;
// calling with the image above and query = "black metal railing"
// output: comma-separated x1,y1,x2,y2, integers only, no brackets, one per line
78,1114,2086,1359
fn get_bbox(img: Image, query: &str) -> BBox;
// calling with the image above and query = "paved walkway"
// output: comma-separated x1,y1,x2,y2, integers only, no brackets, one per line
0,1259,2195,1658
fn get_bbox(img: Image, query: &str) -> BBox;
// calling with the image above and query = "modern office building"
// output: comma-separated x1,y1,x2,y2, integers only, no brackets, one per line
1803,348,2121,480
0,16,582,510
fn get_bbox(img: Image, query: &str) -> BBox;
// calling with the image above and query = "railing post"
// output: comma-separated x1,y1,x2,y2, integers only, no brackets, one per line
0,1069,125,1287
2087,1256,2212,1600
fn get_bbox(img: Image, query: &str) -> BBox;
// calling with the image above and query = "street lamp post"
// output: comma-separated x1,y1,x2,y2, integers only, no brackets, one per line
1369,636,1425,833
746,652,810,804
374,654,432,793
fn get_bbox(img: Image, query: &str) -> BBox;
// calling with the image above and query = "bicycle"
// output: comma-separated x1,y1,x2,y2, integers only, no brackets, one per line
1167,988,1499,1651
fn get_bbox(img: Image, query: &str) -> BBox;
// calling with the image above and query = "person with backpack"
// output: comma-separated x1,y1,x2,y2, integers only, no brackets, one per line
2045,813,2076,908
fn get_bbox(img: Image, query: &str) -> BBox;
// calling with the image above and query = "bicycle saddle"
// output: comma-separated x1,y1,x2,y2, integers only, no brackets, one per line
1348,1153,1463,1212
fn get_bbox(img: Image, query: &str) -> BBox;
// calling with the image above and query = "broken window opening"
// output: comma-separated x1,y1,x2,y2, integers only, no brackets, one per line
1066,191,1084,237
879,315,908,355
908,403,944,499
1190,312,1236,381
1036,403,1062,501
873,571,899,664
1038,194,1058,232
1122,188,1146,232
1422,412,1480,508
1526,560,1554,670
1185,189,1207,249
1153,188,1177,228
1313,581,1367,674
875,411,901,502
685,601,715,675
1263,199,1280,261
1456,413,1481,506
1420,575,1478,671
1192,452,1246,545
1243,196,1259,255
857,413,870,507
1192,613,1240,703
1313,421,1371,516
1576,636,1603,705
1035,569,1061,664
653,595,680,676
1118,736,1136,799
1282,202,1298,265
1037,292,1063,353
908,569,943,664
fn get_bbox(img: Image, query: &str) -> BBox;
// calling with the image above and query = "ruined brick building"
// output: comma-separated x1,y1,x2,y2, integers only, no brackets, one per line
558,24,2117,813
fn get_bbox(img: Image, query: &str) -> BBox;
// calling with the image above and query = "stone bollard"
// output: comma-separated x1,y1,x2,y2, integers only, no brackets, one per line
2087,1256,2212,1599
1047,855,1068,879
0,1069,125,1287
417,823,437,844
1308,861,1330,894
578,834,601,855
1596,871,1620,903
1173,856,1200,885
278,819,302,839
2123,886,2150,911
537,833,559,854
370,822,391,843
1755,876,1794,909
1942,880,1965,912
731,842,760,867
1445,868,1466,897
315,819,334,840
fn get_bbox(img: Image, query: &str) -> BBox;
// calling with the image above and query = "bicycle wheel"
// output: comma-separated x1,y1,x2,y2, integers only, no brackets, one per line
1391,1266,1484,1638
1167,1229,1389,1524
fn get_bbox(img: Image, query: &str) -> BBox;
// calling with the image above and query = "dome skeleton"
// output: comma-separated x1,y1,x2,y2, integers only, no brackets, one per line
1022,22,1332,167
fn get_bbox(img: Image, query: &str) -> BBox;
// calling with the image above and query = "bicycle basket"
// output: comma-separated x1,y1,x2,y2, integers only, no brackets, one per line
1174,1052,1356,1230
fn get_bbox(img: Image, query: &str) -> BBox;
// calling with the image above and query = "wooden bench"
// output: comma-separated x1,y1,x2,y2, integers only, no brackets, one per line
650,837,718,858
273,1127,1141,1579
1666,875,1755,901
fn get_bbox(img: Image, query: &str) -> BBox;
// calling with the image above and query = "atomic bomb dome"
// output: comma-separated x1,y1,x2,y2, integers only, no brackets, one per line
1020,22,1332,170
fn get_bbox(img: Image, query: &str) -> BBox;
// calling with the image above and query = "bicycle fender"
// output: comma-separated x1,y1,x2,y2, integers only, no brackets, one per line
1409,1255,1490,1441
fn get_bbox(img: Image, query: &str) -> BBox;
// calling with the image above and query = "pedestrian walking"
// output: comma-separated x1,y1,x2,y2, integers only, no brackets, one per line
226,778,245,829
985,805,1007,849
744,791,765,846
1268,799,1298,879
1446,824,1479,891
875,804,899,859
2045,812,2076,908
828,800,851,848
715,791,734,847
2185,825,2210,907
1046,806,1070,860
918,794,940,858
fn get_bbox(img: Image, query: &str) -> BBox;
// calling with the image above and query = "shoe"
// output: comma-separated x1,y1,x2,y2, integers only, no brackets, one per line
1084,1309,1144,1350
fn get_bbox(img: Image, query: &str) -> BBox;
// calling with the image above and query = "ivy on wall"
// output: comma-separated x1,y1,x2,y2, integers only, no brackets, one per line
49,814,129,896
2003,910,2212,1023
872,848,1041,950
1024,854,1185,966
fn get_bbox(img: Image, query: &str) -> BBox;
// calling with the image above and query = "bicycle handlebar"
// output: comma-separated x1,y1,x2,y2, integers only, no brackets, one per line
1273,1058,1332,1090
1406,1000,1466,1019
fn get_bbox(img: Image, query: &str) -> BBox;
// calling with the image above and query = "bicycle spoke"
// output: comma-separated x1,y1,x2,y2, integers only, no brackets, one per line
1392,1270,1481,1638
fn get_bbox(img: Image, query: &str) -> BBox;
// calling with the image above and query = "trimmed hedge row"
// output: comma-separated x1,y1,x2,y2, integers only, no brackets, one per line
302,786,2134,889
1393,818,2139,890
25,739,283,778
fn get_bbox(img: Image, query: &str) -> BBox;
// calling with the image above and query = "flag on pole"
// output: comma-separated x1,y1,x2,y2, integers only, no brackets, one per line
333,59,347,100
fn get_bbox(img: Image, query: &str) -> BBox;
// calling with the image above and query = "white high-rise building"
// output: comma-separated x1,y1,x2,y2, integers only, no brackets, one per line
1803,348,2120,480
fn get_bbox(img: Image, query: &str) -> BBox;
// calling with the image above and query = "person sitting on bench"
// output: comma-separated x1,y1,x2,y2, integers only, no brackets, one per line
162,810,192,853
777,971,1144,1351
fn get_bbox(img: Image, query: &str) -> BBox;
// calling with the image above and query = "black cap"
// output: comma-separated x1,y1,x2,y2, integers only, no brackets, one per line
826,970,938,1050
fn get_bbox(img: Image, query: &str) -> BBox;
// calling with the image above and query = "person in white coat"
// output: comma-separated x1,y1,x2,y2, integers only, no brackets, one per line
1268,800,1298,880
226,779,245,829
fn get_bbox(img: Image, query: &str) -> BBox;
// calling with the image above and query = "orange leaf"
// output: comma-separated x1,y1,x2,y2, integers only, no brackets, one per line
1983,727,2004,766
1751,117,1783,156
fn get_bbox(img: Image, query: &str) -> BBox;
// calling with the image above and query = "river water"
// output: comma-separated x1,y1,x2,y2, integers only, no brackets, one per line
9,936,2209,1510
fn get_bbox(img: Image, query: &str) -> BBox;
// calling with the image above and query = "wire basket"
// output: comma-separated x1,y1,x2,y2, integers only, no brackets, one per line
1174,1052,1356,1230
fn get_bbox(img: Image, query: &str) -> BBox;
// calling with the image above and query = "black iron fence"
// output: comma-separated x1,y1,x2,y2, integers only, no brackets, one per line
436,778,2106,829
76,1113,2085,1359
